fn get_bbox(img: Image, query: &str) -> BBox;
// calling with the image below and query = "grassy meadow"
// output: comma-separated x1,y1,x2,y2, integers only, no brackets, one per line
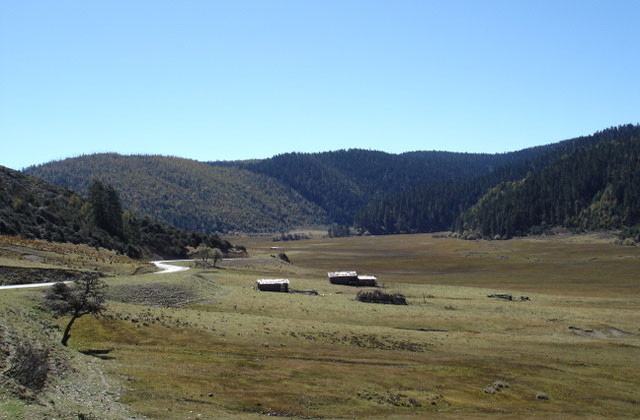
3,233,639,419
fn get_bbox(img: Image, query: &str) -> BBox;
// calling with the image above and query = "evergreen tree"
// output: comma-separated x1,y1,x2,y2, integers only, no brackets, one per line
87,180,124,238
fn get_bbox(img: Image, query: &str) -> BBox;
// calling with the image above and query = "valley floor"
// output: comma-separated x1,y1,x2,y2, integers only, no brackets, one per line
1,233,639,419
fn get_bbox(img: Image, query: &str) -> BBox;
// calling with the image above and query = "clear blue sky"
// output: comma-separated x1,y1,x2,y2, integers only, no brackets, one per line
1,0,639,170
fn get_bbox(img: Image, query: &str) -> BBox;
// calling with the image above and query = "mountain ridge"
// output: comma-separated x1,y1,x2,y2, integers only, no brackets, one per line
355,124,640,236
23,124,640,237
457,128,640,239
211,148,541,225
26,154,327,233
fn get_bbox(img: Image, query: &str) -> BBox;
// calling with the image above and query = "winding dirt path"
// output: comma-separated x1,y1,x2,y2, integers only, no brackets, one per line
151,260,191,274
0,280,73,291
0,260,192,291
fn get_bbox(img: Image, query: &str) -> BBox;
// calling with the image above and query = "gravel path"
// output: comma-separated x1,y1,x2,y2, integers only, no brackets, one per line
151,259,191,274
0,280,73,291
0,260,192,290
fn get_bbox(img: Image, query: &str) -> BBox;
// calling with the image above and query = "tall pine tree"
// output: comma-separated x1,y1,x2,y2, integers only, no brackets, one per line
87,180,124,238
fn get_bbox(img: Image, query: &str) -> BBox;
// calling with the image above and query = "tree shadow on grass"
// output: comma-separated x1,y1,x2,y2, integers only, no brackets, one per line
80,349,115,360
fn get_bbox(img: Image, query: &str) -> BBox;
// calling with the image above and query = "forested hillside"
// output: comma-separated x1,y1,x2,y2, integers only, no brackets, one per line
0,166,231,258
219,149,534,224
26,154,327,233
23,126,640,236
457,128,640,239
355,125,640,235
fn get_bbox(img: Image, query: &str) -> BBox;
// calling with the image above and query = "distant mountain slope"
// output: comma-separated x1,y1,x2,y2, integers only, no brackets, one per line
458,127,640,238
24,126,639,236
355,125,640,234
216,149,535,224
0,165,230,258
25,154,327,233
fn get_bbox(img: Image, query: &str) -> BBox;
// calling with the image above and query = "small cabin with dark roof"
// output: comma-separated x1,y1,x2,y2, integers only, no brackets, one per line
256,278,289,292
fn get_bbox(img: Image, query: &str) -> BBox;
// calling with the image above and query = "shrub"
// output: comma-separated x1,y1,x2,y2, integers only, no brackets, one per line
5,340,49,390
356,290,407,305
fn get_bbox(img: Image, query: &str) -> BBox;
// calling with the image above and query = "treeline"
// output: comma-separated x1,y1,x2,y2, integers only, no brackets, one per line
224,149,535,224
457,130,640,238
21,125,640,239
272,232,310,242
328,224,351,238
25,154,326,233
0,167,231,258
355,125,640,235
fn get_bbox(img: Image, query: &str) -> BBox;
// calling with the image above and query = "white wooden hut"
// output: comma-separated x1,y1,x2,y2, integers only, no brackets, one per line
328,271,378,286
256,278,289,292
356,275,378,287
328,271,358,285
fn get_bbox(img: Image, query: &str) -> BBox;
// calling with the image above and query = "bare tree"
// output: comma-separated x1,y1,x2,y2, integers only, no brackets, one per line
43,277,107,346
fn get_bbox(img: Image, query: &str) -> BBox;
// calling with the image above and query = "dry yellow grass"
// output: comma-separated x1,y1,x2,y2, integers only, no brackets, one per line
51,234,640,418
238,233,640,297
0,234,148,275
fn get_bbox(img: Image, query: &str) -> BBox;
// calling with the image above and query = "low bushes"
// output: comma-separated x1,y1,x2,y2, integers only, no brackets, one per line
356,290,407,305
4,340,50,391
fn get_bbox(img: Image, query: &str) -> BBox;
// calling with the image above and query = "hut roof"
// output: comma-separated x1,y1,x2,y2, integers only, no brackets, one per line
328,271,358,278
256,279,290,285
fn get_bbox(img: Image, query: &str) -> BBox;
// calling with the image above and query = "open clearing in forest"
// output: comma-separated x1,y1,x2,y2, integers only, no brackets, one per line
3,233,640,419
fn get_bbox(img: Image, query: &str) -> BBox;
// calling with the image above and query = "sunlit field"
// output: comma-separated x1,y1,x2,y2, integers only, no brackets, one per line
64,234,640,419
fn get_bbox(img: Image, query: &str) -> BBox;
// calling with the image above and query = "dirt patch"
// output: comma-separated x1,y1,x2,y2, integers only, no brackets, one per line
108,283,203,307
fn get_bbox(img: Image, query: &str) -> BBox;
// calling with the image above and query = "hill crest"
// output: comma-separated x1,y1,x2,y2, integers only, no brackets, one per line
26,154,327,233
